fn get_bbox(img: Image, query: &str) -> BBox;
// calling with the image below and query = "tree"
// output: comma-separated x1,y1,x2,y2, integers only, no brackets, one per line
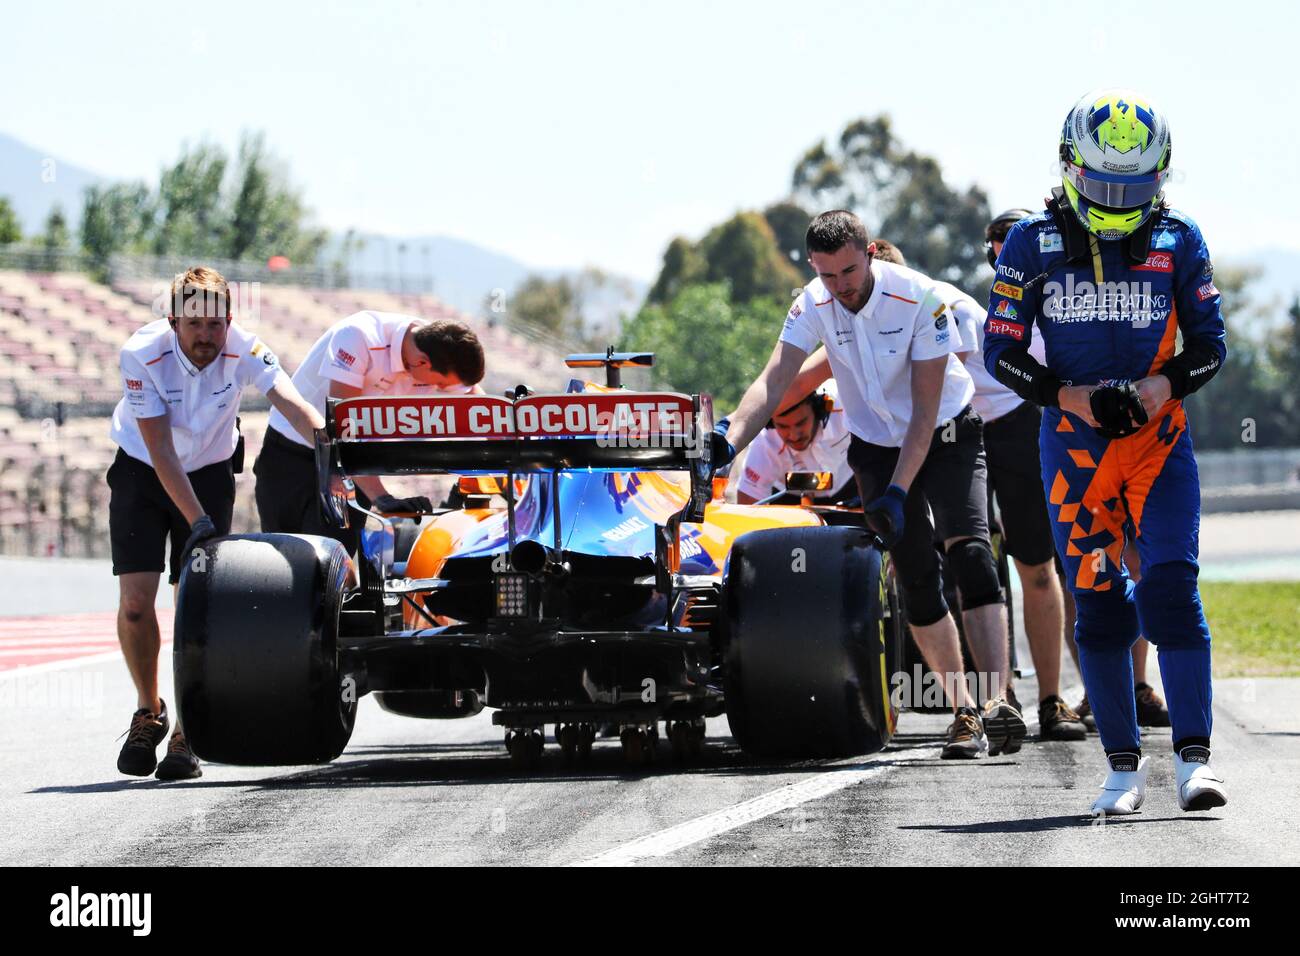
42,204,70,252
152,141,227,257
508,274,579,341
792,115,991,291
762,200,813,265
80,182,153,275
647,236,707,305
224,131,327,264
698,212,805,303
0,197,20,246
618,283,785,409
647,212,803,308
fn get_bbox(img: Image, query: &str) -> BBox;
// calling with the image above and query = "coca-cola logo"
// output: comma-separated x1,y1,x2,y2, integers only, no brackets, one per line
1134,252,1173,273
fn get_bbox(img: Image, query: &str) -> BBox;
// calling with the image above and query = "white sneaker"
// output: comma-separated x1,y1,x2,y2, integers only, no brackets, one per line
1174,747,1227,812
1091,753,1148,816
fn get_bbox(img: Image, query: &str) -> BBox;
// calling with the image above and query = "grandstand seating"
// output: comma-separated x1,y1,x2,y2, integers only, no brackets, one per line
0,269,572,557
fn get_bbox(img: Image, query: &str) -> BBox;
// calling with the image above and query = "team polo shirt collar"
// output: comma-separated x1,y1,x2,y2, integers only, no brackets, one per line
387,319,411,374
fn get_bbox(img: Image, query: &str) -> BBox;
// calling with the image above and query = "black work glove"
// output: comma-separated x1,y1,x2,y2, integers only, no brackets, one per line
1089,383,1148,438
372,493,434,515
708,417,736,472
864,485,907,549
181,514,218,561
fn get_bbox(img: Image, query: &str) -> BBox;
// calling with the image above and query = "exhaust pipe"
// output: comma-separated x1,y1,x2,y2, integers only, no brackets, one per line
510,540,569,577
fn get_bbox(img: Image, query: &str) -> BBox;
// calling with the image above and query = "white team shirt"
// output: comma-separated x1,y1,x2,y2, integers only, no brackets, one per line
267,311,471,446
779,260,975,447
938,281,1048,423
736,381,854,501
110,319,287,471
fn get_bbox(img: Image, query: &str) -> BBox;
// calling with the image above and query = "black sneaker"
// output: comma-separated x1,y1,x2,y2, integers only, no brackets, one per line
982,696,1027,755
941,707,988,759
117,700,170,776
1075,694,1097,732
155,731,202,781
1135,683,1172,727
1038,695,1087,741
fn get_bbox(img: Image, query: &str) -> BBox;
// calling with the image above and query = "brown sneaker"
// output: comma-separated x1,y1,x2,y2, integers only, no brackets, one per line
1038,695,1087,741
1135,683,1171,727
982,696,1027,755
116,700,170,776
941,707,988,759
1075,694,1097,732
155,730,202,781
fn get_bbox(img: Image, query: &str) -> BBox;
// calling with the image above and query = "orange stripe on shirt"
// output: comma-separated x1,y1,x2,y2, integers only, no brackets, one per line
881,292,918,305
1147,303,1179,376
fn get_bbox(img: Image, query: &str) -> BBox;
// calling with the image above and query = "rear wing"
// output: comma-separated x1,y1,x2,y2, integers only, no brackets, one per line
315,391,715,534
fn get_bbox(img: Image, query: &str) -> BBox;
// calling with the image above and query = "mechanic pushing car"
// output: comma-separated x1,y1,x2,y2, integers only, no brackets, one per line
982,90,1228,815
864,237,1087,743
734,380,855,505
253,310,485,554
987,209,1170,735
712,209,1025,760
109,266,325,780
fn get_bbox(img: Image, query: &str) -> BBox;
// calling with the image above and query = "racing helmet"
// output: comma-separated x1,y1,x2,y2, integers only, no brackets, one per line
985,208,1034,268
1059,89,1171,240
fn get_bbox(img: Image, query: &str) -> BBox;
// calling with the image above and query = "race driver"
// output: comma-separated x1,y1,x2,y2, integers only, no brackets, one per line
110,266,325,780
713,209,1025,760
988,210,1171,734
254,311,485,554
983,90,1228,815
734,381,855,504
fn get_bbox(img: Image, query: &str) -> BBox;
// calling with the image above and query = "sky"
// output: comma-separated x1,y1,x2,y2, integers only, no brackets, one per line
3,0,1297,281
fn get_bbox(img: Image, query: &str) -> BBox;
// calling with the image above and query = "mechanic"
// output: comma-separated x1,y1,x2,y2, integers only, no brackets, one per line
712,209,1024,760
868,236,1088,742
254,311,485,554
109,266,325,780
734,380,855,505
983,90,1228,815
987,209,1170,734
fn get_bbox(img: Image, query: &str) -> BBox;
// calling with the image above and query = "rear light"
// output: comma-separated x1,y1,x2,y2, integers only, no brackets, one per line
495,572,529,618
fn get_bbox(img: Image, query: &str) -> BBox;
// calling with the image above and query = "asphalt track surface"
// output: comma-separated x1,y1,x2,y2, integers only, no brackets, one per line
1,517,1297,867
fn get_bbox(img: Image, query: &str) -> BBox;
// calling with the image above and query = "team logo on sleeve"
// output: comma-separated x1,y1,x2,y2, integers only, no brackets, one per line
251,341,279,367
992,281,1023,301
788,301,802,319
336,348,356,367
1195,282,1219,302
125,378,143,391
994,299,1019,321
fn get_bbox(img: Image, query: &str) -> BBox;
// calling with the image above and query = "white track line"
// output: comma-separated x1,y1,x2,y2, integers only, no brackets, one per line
571,743,941,866
0,642,168,680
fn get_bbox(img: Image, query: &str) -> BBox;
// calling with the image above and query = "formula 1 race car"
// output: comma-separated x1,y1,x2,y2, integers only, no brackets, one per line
174,352,903,768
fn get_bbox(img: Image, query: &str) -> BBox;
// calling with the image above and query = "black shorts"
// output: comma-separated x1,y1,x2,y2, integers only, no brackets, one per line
983,401,1056,566
253,427,359,553
107,449,236,584
848,405,990,625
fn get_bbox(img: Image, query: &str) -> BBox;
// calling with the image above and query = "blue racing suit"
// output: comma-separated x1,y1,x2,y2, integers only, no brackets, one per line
983,193,1226,756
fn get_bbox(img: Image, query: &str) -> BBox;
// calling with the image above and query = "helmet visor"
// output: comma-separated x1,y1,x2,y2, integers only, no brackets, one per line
1064,162,1164,209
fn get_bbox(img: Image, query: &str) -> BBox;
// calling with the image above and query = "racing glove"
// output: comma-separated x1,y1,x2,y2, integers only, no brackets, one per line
709,418,736,472
181,514,218,561
1089,384,1149,438
372,493,434,515
865,485,907,549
